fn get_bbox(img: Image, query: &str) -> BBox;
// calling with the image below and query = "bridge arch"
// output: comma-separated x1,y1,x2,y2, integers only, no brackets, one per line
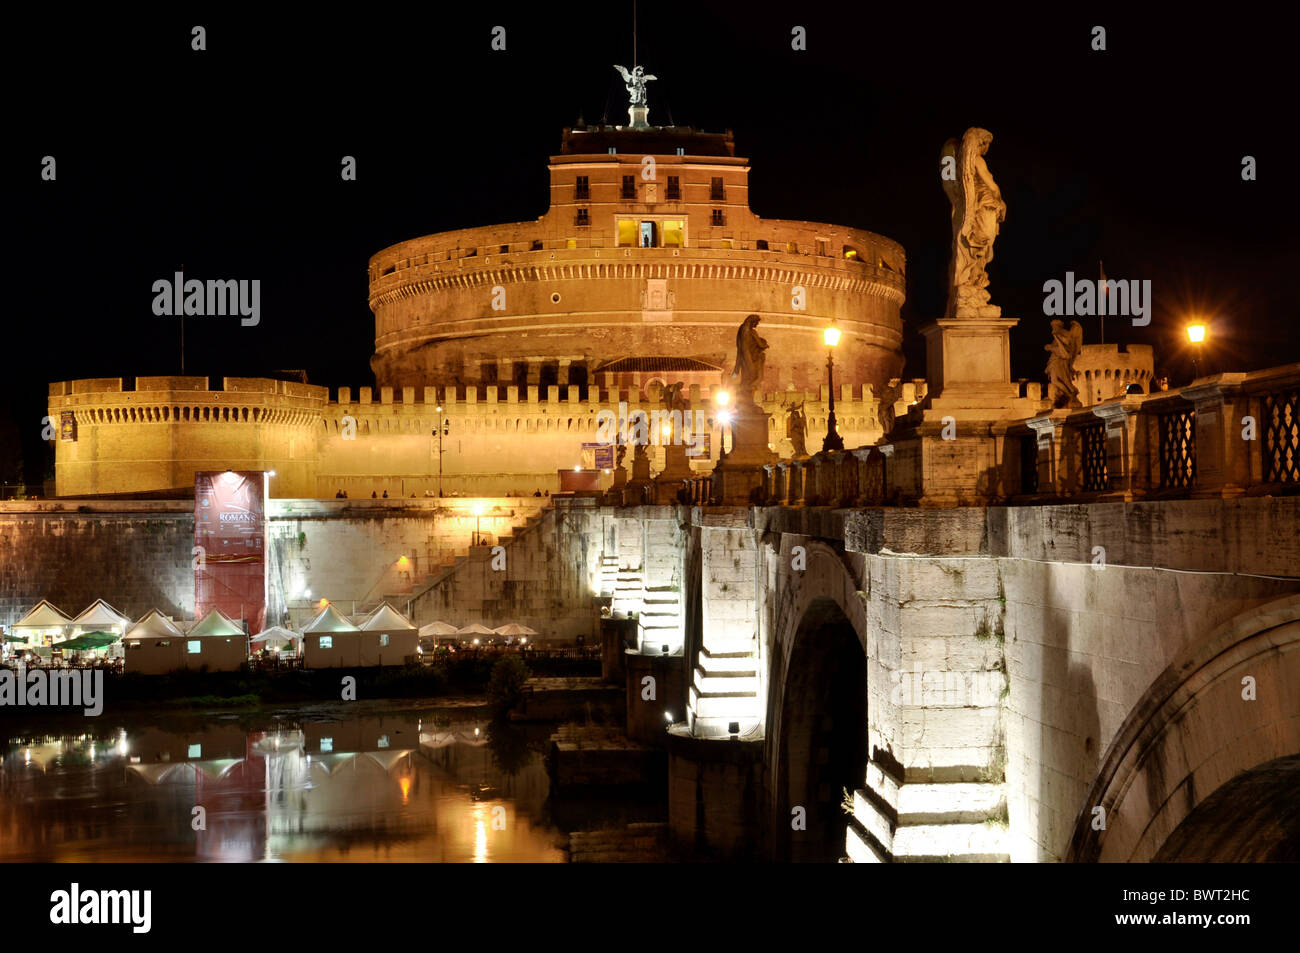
1067,593,1300,861
765,541,869,862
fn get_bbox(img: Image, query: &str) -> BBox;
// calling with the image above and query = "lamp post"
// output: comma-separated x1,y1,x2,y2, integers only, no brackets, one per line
472,503,485,546
822,322,844,452
714,389,731,456
432,405,448,497
1186,322,1207,382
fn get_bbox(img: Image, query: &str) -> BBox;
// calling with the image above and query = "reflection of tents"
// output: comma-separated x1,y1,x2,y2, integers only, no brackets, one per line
419,621,458,638
494,623,538,637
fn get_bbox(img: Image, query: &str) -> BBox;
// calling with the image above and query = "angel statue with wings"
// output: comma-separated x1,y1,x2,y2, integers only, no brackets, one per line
1045,319,1084,408
942,128,1007,318
614,65,657,107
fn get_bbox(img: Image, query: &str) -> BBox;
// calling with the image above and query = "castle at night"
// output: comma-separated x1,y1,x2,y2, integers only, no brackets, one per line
49,91,923,499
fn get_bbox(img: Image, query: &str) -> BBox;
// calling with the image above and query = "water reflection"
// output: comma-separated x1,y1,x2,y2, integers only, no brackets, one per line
0,710,566,862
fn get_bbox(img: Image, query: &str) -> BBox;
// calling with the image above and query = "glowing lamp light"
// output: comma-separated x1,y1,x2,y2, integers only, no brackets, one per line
303,588,312,599
715,390,730,407
574,465,582,472
661,423,673,438
664,711,674,722
823,325,842,347
435,405,443,413
318,598,329,608
718,410,734,425
472,503,486,517
1186,323,1207,343
397,555,410,568
472,638,480,646
267,470,277,477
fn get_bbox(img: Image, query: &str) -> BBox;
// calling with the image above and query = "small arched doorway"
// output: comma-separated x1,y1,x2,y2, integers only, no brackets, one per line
772,597,868,862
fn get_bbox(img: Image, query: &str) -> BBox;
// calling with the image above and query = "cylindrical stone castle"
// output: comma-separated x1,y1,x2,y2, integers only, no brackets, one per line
369,124,906,399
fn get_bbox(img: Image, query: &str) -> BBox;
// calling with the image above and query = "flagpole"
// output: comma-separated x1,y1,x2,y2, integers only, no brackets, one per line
1099,260,1105,346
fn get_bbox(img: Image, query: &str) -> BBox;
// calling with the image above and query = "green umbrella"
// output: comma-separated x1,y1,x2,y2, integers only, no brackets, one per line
3,634,27,643
60,632,120,650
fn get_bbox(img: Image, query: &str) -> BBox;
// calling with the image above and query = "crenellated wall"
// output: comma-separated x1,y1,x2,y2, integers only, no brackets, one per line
49,375,926,499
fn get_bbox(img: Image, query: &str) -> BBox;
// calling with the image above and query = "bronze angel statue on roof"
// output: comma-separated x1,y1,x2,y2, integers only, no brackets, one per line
614,65,657,107
941,128,1007,318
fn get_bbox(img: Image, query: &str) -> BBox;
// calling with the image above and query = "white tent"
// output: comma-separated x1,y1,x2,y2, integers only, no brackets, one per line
301,604,361,634
126,609,185,640
358,603,417,635
494,623,538,637
189,608,245,637
419,621,459,637
251,625,298,649
11,600,73,644
457,623,496,637
71,599,131,635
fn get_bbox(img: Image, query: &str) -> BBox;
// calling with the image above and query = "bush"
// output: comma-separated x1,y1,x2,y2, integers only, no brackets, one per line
487,655,531,716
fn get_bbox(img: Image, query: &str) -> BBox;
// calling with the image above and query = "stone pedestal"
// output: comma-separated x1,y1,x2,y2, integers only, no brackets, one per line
710,402,777,505
624,444,653,504
893,312,1043,506
654,443,693,505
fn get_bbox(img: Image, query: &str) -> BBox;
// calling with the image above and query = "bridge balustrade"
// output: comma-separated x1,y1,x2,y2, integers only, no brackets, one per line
1009,364,1300,502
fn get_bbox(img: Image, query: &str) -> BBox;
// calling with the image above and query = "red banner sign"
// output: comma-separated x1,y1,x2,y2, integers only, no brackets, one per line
195,471,267,632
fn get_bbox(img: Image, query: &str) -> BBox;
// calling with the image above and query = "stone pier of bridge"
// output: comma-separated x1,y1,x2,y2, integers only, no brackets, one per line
527,492,1300,862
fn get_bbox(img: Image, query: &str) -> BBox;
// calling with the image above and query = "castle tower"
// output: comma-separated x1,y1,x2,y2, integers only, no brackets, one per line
368,75,907,400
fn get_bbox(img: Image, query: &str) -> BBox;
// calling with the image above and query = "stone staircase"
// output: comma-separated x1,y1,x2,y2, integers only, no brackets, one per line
688,637,760,736
403,510,548,607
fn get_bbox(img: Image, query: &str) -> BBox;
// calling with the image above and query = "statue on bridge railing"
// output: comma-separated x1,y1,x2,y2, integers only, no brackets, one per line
1045,319,1084,408
784,401,808,458
731,314,768,405
942,128,1006,318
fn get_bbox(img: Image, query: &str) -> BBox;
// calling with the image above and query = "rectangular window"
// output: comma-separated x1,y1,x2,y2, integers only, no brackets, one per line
711,209,726,227
816,238,830,256
321,737,333,752
617,219,637,246
786,241,798,254
622,176,636,199
566,238,578,249
187,640,201,655
661,220,685,247
378,735,390,749
756,239,769,250
188,744,201,759
380,634,391,647
575,175,589,200
530,239,543,251
639,221,657,247
575,208,590,226
319,635,333,649
499,244,509,254
666,176,681,200
710,177,725,201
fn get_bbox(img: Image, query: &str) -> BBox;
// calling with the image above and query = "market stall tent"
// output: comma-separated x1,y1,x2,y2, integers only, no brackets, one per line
11,600,73,646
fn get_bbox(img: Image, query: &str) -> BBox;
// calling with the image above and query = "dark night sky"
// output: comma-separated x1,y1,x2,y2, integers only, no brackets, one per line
5,5,1297,483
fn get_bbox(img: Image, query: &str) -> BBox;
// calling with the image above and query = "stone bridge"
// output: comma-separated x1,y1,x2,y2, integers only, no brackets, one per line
485,492,1300,862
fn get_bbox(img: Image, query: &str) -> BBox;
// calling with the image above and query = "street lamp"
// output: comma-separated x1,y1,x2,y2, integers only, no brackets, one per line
822,322,844,452
714,390,732,455
472,503,485,546
432,405,448,497
1186,322,1208,381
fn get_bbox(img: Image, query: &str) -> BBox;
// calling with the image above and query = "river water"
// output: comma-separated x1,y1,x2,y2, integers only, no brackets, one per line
0,704,650,862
